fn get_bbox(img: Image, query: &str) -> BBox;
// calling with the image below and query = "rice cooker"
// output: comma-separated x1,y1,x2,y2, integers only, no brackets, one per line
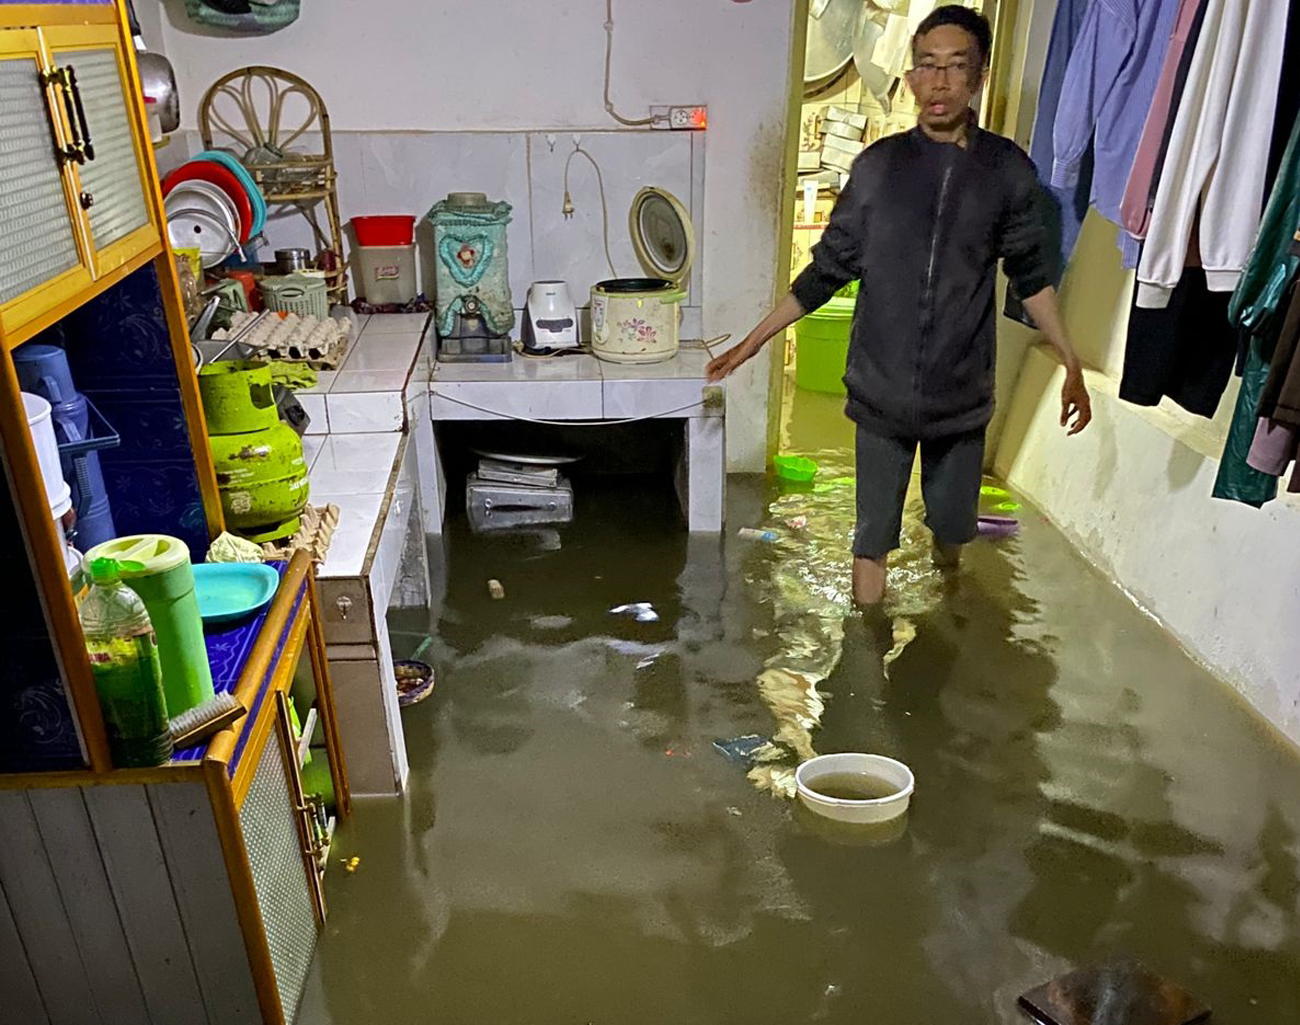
591,186,696,364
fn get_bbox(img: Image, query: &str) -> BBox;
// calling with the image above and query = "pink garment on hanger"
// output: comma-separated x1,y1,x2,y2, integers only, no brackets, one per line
1119,0,1208,246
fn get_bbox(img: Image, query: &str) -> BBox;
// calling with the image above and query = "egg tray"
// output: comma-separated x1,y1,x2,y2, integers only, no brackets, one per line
260,503,340,565
212,310,353,370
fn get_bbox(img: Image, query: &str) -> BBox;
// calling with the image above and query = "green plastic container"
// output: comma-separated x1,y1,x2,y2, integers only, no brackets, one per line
774,454,819,482
795,295,855,395
198,361,279,435
85,535,214,717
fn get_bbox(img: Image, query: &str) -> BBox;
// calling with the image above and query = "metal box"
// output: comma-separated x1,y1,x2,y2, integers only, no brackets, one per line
466,474,574,532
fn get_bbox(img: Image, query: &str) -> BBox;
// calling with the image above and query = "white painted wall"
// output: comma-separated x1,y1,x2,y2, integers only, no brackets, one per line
996,348,1300,746
145,0,796,471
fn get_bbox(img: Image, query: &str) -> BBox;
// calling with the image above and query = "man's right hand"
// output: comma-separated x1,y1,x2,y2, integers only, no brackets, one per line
706,333,766,382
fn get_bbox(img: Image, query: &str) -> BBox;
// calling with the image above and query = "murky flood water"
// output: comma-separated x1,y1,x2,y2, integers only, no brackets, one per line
299,391,1300,1024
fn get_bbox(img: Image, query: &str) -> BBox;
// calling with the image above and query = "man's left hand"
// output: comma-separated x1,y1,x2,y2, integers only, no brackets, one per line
1061,366,1091,435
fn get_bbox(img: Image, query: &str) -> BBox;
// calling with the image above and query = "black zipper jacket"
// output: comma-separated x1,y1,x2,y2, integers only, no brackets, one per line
792,126,1053,438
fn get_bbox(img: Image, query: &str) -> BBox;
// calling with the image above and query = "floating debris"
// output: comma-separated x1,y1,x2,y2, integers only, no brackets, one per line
882,617,917,677
713,734,769,765
487,579,505,600
610,602,659,623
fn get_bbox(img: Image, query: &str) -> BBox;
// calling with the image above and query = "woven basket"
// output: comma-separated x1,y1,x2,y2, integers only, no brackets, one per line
261,274,328,320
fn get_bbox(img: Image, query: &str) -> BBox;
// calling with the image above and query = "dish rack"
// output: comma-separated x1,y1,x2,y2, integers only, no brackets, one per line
197,66,349,305
261,274,329,320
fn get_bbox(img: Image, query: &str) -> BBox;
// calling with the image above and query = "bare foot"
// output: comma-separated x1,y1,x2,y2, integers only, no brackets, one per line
852,554,888,605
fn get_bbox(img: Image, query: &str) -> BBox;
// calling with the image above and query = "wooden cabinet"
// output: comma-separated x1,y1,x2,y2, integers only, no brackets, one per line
0,18,159,345
45,25,156,274
0,7,355,1023
0,29,93,337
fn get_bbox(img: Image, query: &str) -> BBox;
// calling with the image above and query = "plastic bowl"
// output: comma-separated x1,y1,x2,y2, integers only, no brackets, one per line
774,454,819,482
193,562,280,625
795,753,914,824
352,215,415,246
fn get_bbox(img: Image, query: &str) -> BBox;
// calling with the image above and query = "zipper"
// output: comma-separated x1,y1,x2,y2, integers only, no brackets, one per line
922,162,954,326
914,157,955,426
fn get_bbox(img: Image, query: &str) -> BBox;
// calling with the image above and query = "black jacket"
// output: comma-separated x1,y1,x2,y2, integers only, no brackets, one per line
792,126,1053,438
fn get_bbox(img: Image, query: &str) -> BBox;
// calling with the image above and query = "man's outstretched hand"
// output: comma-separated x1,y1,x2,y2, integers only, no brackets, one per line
706,333,765,382
1061,365,1091,435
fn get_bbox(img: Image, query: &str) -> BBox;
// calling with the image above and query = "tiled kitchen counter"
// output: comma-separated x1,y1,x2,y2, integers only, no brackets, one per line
302,313,435,797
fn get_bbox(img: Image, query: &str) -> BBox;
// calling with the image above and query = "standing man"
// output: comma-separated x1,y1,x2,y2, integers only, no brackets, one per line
708,5,1091,605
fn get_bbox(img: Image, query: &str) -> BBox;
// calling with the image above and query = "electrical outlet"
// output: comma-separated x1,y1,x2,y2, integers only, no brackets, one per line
650,105,708,130
670,105,707,130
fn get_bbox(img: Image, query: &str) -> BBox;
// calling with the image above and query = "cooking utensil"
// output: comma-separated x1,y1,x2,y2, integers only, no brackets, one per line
805,0,858,94
194,149,267,236
163,162,254,243
125,0,180,134
591,186,695,365
275,248,311,274
165,203,239,269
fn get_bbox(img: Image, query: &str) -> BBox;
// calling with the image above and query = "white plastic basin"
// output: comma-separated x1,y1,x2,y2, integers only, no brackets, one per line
795,752,914,824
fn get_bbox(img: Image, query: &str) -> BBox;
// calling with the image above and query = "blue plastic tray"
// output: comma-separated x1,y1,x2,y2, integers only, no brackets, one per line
193,562,280,625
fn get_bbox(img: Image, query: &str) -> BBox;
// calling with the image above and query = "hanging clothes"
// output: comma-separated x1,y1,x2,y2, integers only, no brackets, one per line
1050,0,1182,233
1258,274,1300,424
1117,0,1208,268
1120,268,1235,416
1213,338,1280,507
1213,122,1300,508
1264,0,1300,194
1246,419,1300,493
1004,0,1092,328
1136,0,1289,308
1228,114,1300,336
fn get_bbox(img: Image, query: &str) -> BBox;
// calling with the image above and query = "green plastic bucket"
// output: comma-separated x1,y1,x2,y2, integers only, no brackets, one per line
85,535,214,717
795,295,855,395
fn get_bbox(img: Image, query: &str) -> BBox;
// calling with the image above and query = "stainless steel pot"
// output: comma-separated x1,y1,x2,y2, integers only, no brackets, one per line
274,248,311,274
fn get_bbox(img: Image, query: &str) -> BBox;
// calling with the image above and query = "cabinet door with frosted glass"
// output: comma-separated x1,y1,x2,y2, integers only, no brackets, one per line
44,25,157,279
0,29,93,341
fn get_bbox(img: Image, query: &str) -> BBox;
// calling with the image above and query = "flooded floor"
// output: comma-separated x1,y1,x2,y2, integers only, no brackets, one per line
298,388,1300,1024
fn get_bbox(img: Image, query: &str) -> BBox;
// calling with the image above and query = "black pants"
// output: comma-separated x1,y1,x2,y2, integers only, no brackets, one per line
853,425,985,560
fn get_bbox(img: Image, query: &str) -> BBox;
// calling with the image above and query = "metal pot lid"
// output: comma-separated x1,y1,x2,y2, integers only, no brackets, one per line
805,0,858,88
629,186,695,288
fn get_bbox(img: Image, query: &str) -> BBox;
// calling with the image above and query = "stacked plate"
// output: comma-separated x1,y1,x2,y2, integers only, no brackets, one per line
162,152,267,268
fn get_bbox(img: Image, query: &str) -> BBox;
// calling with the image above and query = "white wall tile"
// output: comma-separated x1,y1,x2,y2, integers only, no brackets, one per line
528,130,695,302
430,380,603,422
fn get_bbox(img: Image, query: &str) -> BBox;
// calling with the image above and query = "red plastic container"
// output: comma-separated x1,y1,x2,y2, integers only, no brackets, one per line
352,215,415,247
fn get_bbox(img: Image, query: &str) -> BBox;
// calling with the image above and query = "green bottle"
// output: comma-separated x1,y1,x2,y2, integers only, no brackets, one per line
79,558,173,767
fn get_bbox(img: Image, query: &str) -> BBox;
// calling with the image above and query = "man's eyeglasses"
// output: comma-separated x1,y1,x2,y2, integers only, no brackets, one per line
906,61,974,81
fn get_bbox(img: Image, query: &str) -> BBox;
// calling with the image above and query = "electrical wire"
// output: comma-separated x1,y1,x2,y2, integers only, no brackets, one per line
563,141,619,279
604,0,660,127
431,389,712,426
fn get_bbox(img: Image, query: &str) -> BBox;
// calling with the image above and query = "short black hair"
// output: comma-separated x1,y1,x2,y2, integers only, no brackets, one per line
913,5,993,67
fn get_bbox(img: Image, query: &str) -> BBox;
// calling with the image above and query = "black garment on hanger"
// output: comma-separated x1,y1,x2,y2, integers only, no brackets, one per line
1120,268,1236,418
